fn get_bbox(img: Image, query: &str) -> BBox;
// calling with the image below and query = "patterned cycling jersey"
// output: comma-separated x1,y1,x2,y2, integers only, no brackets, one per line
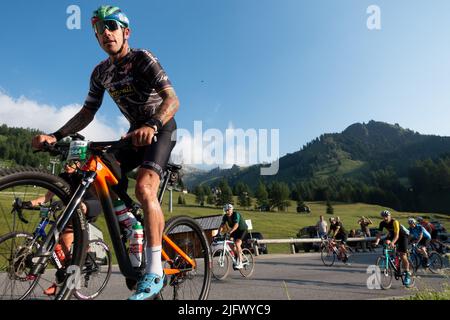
84,48,173,128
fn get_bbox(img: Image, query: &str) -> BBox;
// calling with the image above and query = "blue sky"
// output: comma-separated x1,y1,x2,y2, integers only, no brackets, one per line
2,1,450,167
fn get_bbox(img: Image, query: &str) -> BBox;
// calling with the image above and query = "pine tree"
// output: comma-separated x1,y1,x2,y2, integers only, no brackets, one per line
326,199,334,215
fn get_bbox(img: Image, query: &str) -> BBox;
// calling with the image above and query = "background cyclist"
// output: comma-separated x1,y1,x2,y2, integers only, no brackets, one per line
218,204,248,269
374,210,412,287
417,216,444,253
31,5,180,300
328,216,349,263
408,217,431,268
24,160,101,295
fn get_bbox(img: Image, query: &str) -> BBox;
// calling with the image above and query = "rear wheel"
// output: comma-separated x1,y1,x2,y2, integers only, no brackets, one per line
239,248,255,278
160,216,211,300
376,256,393,290
0,169,88,300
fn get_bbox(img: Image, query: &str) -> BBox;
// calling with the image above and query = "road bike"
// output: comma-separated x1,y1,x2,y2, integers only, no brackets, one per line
211,233,254,280
409,242,443,274
375,243,416,289
320,236,353,267
0,200,111,300
0,135,211,300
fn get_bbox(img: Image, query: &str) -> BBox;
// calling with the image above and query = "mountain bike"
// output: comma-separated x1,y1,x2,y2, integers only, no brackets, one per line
0,135,211,300
409,242,443,274
211,233,254,280
375,243,416,289
0,200,112,300
320,236,353,267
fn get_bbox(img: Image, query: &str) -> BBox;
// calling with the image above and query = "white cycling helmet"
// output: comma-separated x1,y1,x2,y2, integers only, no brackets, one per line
408,218,416,225
417,216,423,222
380,210,391,218
223,203,233,212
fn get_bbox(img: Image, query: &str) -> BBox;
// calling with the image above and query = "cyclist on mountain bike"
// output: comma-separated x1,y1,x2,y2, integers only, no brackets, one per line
374,210,412,287
218,204,248,269
328,216,349,264
24,160,102,295
31,5,179,300
408,218,431,268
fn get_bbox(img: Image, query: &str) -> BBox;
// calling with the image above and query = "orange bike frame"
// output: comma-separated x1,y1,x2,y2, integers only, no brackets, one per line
82,155,195,277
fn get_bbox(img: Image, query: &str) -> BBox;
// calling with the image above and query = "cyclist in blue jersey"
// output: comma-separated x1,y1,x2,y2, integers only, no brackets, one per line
408,218,431,268
32,5,180,300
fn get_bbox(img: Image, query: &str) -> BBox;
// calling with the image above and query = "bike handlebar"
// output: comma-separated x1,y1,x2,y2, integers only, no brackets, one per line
34,135,133,157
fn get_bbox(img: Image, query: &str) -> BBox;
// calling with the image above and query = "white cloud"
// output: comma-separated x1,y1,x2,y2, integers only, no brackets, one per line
0,92,128,140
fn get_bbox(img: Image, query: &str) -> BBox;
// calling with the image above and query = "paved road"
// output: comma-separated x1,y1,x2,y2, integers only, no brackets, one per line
98,250,449,300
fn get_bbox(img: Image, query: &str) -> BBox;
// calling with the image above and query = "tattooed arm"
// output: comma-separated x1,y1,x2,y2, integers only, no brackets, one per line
52,107,95,139
152,87,180,126
31,107,95,149
124,88,179,147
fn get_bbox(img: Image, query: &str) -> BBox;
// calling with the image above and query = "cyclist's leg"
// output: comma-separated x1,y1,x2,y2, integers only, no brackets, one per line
129,119,177,300
397,236,412,286
234,230,247,266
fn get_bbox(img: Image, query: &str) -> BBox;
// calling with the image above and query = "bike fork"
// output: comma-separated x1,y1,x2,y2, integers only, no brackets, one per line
29,172,95,276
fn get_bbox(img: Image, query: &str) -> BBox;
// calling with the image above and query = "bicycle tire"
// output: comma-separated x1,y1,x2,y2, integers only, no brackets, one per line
427,251,443,274
401,256,416,288
73,239,112,300
160,215,211,300
0,231,44,300
321,245,336,266
410,253,420,273
375,255,393,290
211,248,231,280
239,248,255,278
0,169,88,300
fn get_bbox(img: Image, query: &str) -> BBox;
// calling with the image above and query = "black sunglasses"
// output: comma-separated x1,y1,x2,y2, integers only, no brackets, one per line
94,20,122,35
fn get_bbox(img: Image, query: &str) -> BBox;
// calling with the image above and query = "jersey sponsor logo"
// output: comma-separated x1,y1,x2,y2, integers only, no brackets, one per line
109,85,135,99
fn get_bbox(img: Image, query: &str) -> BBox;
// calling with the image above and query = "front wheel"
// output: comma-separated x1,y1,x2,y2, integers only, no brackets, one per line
375,256,393,290
428,251,444,274
211,248,230,280
0,169,88,300
160,216,211,300
239,248,255,278
321,245,336,267
0,232,42,300
73,239,112,300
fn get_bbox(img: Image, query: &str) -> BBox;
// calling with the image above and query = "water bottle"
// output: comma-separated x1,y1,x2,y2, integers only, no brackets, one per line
129,222,144,268
114,199,137,239
395,255,400,269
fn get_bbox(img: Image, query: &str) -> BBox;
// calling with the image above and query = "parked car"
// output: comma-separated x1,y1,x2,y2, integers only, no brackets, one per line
294,226,320,253
296,205,311,214
243,232,268,254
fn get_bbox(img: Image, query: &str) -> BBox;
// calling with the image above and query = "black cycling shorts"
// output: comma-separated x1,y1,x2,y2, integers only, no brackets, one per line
418,238,429,247
113,118,177,184
335,233,348,244
232,229,248,241
395,235,409,254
